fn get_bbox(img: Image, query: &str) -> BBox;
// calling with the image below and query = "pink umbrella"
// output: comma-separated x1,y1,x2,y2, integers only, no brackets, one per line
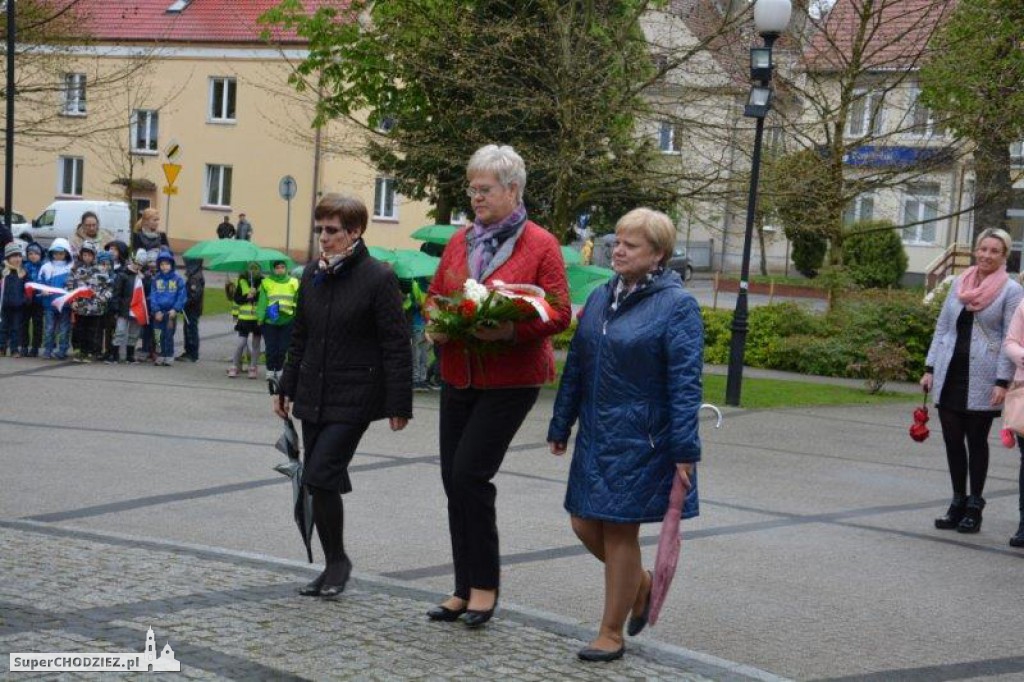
649,403,722,626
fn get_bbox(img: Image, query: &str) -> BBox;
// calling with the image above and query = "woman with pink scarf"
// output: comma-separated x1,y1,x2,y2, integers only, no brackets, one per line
922,228,1022,534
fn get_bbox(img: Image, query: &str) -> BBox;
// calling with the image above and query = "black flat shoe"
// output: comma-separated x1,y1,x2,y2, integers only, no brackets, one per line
577,645,625,662
462,591,498,628
627,570,653,636
298,572,326,597
318,557,353,600
427,603,468,621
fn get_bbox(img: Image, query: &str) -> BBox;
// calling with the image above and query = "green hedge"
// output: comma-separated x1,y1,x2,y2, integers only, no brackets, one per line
621,292,940,381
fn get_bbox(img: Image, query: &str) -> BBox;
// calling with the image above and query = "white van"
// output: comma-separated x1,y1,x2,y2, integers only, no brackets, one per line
29,200,132,248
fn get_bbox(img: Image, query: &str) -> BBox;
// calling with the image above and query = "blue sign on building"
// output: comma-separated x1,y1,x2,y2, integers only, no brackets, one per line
840,145,953,168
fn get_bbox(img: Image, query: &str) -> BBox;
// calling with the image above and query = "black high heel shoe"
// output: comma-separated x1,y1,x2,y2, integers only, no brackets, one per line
427,600,468,621
319,556,353,599
298,572,326,597
462,590,499,628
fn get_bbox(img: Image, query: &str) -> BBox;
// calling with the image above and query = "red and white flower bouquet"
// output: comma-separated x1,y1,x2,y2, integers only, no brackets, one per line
427,278,556,347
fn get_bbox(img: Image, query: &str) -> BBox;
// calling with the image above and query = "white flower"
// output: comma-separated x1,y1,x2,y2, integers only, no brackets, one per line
463,278,489,304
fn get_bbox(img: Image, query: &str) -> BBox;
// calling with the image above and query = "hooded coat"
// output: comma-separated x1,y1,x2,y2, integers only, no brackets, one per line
548,271,703,523
148,250,186,313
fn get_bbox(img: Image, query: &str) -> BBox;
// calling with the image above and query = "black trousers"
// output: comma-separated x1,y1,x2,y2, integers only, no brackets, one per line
262,322,293,372
440,384,539,598
301,421,369,494
938,408,995,498
74,315,104,356
20,302,43,352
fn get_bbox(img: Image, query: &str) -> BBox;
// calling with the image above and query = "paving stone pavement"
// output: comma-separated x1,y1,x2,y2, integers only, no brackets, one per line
0,523,767,681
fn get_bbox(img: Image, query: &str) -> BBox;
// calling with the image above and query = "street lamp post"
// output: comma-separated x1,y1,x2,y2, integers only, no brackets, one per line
725,0,792,407
4,0,15,238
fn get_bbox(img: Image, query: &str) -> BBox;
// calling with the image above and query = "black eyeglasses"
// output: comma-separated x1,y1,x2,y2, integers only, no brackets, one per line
313,225,344,235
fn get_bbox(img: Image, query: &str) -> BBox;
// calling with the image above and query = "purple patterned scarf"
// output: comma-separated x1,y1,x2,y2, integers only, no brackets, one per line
467,203,527,281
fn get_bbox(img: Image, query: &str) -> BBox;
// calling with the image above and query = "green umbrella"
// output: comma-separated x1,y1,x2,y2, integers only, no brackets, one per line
182,239,259,262
410,224,460,245
370,247,439,279
208,247,295,273
561,246,582,265
567,263,614,304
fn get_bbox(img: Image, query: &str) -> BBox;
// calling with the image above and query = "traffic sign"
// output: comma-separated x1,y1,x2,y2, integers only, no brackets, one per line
162,186,179,196
279,175,297,200
164,139,181,161
162,163,182,188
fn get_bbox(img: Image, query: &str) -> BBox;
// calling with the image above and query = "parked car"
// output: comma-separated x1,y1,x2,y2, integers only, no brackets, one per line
27,200,131,248
667,246,693,281
0,209,32,240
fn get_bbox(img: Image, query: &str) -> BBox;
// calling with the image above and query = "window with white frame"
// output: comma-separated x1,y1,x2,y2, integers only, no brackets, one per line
131,110,159,153
959,179,976,242
843,193,875,225
846,89,884,138
902,183,940,244
909,86,945,138
374,177,397,219
658,121,681,153
1011,140,1024,169
62,73,86,115
209,77,237,122
204,164,232,207
58,156,84,196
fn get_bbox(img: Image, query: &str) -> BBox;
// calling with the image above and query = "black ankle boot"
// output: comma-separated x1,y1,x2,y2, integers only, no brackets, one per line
1010,521,1024,548
935,494,967,530
956,496,985,533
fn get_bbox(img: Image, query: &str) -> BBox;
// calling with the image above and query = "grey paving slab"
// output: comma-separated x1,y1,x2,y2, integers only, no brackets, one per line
2,314,1023,681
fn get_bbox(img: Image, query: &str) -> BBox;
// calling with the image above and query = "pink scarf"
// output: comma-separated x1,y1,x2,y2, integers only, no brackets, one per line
957,265,1009,312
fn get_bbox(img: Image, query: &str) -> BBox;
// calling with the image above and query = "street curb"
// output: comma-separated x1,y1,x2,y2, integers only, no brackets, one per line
3,518,790,682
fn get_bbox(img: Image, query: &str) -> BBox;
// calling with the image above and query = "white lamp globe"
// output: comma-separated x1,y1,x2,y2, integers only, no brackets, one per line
753,0,792,36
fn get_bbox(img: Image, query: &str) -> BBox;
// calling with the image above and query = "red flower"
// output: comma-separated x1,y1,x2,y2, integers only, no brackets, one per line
909,422,930,442
913,406,929,424
458,299,477,319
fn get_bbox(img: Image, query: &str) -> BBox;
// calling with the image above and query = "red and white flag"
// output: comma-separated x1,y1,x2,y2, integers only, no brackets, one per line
130,276,149,325
52,286,94,311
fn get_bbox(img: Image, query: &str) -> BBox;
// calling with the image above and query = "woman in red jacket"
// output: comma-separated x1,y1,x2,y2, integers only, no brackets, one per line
425,144,571,627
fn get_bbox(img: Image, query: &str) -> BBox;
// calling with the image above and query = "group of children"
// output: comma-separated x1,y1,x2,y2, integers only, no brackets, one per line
0,231,204,365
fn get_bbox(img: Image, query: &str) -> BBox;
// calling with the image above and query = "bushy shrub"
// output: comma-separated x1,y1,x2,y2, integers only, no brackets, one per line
746,303,823,366
701,308,732,364
789,230,828,278
847,341,912,393
773,335,863,377
844,221,909,288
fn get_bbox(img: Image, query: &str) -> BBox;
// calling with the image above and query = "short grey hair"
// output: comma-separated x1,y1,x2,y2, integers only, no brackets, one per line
975,227,1012,255
466,144,527,204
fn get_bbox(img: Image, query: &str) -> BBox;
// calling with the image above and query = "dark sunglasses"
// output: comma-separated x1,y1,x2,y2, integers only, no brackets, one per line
313,224,345,235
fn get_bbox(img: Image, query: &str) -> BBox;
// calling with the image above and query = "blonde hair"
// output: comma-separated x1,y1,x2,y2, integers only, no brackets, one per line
615,208,676,265
975,227,1012,255
134,207,159,233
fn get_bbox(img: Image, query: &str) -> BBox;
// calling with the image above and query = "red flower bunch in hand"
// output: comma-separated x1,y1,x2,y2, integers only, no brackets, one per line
458,299,478,319
427,278,556,350
909,395,930,442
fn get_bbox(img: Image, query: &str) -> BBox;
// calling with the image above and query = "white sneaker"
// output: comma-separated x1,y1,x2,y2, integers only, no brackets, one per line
164,357,174,366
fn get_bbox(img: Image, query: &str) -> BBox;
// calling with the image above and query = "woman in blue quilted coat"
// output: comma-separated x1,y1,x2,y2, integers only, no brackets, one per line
548,208,703,663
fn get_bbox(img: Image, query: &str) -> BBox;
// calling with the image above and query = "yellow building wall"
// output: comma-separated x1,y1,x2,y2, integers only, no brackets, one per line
4,44,433,260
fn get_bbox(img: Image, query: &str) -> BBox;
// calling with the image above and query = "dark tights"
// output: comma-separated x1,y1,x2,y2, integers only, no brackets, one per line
311,486,347,582
938,408,994,498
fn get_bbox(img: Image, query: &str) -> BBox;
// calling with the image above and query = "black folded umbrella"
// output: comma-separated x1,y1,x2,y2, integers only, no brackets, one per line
273,417,314,563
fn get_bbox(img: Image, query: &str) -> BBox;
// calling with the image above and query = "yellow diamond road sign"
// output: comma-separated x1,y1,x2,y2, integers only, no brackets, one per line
162,163,182,188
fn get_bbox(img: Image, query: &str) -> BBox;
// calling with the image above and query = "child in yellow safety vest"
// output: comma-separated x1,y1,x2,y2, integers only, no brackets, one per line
257,260,299,386
228,262,262,379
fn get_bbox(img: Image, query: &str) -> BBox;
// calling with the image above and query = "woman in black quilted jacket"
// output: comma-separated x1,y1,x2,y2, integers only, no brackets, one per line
274,194,413,599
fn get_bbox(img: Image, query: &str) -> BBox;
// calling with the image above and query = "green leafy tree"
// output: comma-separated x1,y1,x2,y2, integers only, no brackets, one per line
918,0,1024,240
262,0,681,240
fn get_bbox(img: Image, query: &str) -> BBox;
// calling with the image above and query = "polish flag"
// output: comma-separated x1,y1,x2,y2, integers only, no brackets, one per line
52,286,94,311
25,282,68,297
130,276,149,325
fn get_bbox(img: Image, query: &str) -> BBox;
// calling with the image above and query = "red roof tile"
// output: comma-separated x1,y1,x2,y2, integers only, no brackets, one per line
804,0,955,72
62,0,347,46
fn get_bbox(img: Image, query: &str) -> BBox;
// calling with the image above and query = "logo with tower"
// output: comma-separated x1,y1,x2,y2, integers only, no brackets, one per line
141,627,180,672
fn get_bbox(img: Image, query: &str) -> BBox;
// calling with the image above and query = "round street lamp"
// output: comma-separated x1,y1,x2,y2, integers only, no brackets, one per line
724,0,792,407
